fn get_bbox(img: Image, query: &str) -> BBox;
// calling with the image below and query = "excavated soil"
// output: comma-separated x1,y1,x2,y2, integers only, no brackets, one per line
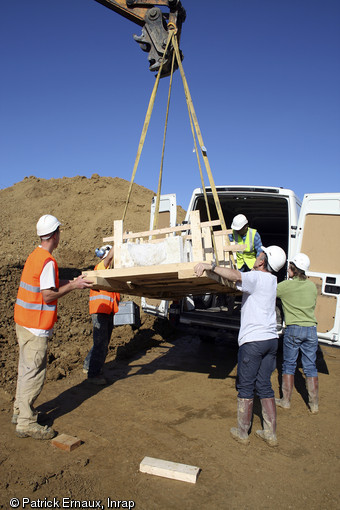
0,175,339,509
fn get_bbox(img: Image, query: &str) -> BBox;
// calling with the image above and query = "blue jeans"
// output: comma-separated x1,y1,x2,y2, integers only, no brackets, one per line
282,325,318,377
237,339,278,399
84,313,113,377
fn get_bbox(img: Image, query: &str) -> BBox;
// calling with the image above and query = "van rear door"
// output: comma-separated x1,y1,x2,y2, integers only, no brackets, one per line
297,193,340,346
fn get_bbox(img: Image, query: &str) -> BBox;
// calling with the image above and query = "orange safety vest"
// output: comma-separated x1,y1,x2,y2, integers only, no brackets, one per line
14,247,59,330
89,262,120,315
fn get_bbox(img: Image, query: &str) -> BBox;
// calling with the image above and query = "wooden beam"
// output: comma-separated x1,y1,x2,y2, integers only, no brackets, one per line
223,244,247,252
190,210,203,261
113,220,123,268
140,456,200,484
103,219,222,243
201,226,213,262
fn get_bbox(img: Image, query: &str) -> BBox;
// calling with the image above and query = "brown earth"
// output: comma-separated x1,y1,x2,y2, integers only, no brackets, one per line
0,176,339,509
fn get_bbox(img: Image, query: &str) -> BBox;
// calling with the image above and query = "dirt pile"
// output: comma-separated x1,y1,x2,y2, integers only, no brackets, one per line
1,177,340,509
0,175,185,395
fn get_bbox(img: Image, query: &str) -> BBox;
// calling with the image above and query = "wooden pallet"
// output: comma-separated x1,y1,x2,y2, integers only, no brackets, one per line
83,210,244,299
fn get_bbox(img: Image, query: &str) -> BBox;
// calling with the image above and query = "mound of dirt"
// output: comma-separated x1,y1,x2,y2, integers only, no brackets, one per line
0,175,185,395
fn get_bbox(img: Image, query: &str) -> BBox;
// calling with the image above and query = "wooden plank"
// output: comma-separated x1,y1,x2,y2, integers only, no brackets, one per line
178,267,221,283
140,456,200,484
214,233,224,264
214,229,233,236
84,262,199,279
223,244,246,252
201,226,213,262
113,220,123,269
103,219,221,243
190,210,203,261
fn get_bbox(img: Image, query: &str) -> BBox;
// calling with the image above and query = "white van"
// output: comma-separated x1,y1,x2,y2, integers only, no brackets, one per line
142,187,340,347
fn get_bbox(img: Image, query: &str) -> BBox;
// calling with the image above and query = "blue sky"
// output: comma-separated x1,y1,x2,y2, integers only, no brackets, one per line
1,0,339,209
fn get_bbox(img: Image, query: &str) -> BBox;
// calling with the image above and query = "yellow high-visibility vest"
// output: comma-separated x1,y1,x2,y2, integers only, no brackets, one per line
234,228,257,270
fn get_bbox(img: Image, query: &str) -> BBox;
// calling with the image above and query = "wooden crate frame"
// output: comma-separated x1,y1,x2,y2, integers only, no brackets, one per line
83,210,244,299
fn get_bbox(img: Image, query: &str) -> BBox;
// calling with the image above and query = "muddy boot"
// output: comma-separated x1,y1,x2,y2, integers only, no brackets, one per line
256,398,278,447
306,376,319,414
275,373,294,409
230,398,254,445
16,423,56,440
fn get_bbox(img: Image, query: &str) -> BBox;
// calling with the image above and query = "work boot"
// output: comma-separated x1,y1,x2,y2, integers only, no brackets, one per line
275,373,294,409
306,376,319,414
230,398,254,445
16,423,56,440
256,398,278,447
87,376,108,385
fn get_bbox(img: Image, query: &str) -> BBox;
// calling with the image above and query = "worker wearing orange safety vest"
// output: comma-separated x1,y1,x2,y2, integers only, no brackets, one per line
83,244,120,385
228,214,263,271
13,215,93,440
15,247,59,330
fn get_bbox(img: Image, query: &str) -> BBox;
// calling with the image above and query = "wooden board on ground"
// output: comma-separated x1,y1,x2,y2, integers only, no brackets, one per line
51,434,82,452
140,456,200,484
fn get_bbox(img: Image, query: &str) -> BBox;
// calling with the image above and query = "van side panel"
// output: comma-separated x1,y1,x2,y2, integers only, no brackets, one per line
309,276,338,334
298,193,340,346
301,214,340,274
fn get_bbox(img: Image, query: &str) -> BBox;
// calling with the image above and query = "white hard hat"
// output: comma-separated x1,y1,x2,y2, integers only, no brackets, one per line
231,214,248,231
36,214,61,237
95,244,112,259
291,253,310,272
261,245,287,273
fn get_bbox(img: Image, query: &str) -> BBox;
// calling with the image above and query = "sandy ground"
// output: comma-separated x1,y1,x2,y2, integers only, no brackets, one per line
1,177,340,509
1,334,340,510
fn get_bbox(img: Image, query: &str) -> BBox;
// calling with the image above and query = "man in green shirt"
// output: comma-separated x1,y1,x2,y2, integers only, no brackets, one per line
276,253,319,413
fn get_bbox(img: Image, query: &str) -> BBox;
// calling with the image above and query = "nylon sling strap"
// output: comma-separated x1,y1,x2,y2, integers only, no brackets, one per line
152,45,176,233
172,35,235,267
121,30,175,223
121,30,235,267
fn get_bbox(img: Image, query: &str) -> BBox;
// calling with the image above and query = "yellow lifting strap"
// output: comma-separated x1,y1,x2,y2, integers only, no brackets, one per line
172,36,234,266
172,36,226,232
121,30,175,224
152,46,176,232
121,29,234,266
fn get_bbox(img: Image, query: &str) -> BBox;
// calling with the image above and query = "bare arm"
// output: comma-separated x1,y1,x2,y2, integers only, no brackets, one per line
41,275,93,304
102,246,114,269
194,262,242,282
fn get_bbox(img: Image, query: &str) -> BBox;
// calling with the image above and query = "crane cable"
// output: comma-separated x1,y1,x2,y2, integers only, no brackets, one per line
172,35,235,267
184,88,218,262
121,30,175,223
121,29,235,267
152,44,176,232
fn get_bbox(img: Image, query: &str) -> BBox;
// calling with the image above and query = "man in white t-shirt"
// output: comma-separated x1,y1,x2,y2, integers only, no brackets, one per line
13,214,93,440
194,245,286,447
